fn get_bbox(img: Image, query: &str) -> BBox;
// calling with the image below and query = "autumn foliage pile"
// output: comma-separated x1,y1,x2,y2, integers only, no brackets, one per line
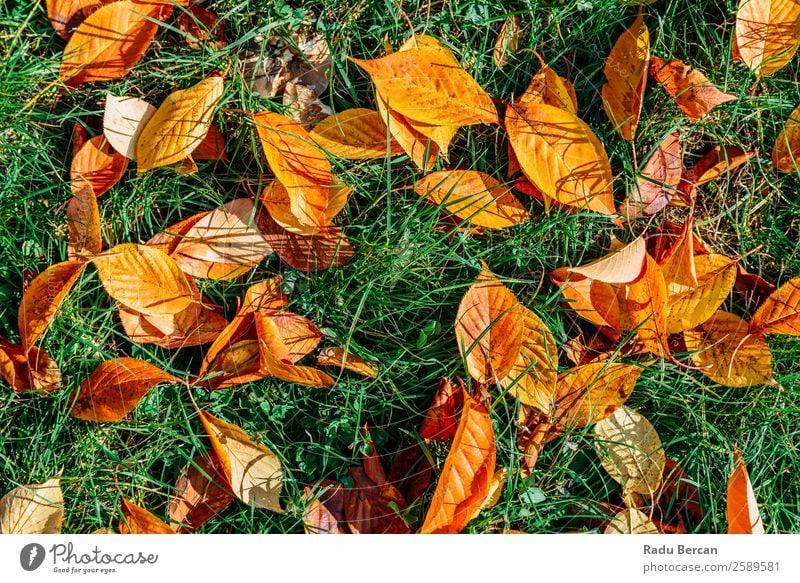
3,0,800,534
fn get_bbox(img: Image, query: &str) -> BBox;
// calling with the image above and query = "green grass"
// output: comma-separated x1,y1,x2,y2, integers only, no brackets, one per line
1,0,799,533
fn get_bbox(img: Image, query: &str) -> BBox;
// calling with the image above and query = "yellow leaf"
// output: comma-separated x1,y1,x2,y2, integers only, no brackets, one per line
376,94,438,171
735,0,800,77
685,311,773,387
553,362,642,427
137,76,224,171
604,507,659,534
518,64,578,113
316,346,379,379
415,170,529,229
594,405,665,495
772,104,800,172
601,13,649,141
727,450,764,534
0,477,63,534
493,15,521,68
506,102,615,215
309,108,403,159
198,410,284,512
666,254,737,334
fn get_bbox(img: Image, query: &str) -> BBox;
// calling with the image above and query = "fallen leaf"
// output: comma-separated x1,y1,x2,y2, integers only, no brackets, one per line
71,135,129,196
310,108,402,159
550,268,622,329
653,458,703,530
191,124,227,161
518,64,578,113
594,405,666,495
419,378,465,442
0,340,32,393
376,93,438,170
735,0,800,76
102,94,156,160
202,339,265,389
0,477,63,534
420,389,495,533
455,269,524,384
751,276,800,335
316,346,378,379
772,104,800,172
93,243,196,317
70,357,179,422
137,76,224,171
685,144,755,186
118,301,227,349
493,15,521,68
666,254,737,334
177,3,227,50
18,260,85,351
685,310,773,387
506,102,615,215
303,481,346,534
46,0,113,40
259,179,349,235
198,410,283,512
343,467,410,534
553,362,642,427
67,184,102,259
649,56,737,121
386,443,434,503
282,80,333,127
622,132,682,217
271,312,322,363
118,499,173,534
146,211,208,255
569,237,647,284
169,451,234,533
602,13,650,141
172,198,272,280
59,0,168,88
604,507,659,534
727,450,764,534
27,346,62,394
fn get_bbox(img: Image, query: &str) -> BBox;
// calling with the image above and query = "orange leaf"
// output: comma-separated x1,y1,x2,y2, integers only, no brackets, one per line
649,56,736,122
343,467,410,534
550,268,622,329
102,94,156,160
177,3,227,50
376,94,438,171
27,346,62,395
169,451,233,533
455,269,524,384
259,179,349,235
622,254,669,355
93,243,196,317
685,310,773,387
727,450,764,534
46,0,113,40
70,357,179,422
71,135,128,197
420,389,496,533
493,15,521,68
202,339,265,389
518,64,578,113
303,481,347,534
191,124,227,161
621,132,682,217
666,254,737,334
271,312,323,362
0,340,32,393
67,185,102,259
59,1,168,88
685,144,755,186
316,346,378,379
416,170,529,229
18,260,85,351
119,499,173,534
506,102,615,215
145,211,207,255
553,362,642,427
601,13,650,141
772,104,800,173
735,0,800,77
118,299,227,349
137,76,224,171
255,315,335,388
310,108,402,159
750,275,800,335
419,378,465,442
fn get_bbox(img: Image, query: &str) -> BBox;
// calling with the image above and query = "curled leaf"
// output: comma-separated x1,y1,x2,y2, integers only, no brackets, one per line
316,346,378,379
650,57,736,121
727,450,764,534
103,94,156,160
71,135,129,196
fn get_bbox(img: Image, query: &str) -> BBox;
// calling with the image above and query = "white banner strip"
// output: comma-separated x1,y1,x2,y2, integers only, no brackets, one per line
1,534,798,582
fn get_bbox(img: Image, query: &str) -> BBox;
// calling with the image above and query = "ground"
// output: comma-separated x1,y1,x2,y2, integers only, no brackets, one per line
0,0,798,533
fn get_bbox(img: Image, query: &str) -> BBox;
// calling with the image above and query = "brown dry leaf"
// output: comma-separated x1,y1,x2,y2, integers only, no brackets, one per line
416,170,529,229
172,198,272,280
351,39,498,128
772,104,800,172
685,144,756,186
594,405,666,495
59,1,168,88
649,56,737,122
67,185,102,260
553,362,642,428
569,237,647,284
46,0,113,40
118,499,173,534
316,346,378,379
751,276,800,334
169,451,234,533
343,467,410,534
602,13,650,141
71,135,129,197
177,3,227,50
455,269,524,384
419,378,465,442
622,132,682,217
420,390,496,533
727,450,764,534
735,0,800,76
27,346,63,394
18,260,85,351
198,410,284,512
0,340,32,393
282,80,333,127
386,443,434,503
103,94,156,160
506,102,615,215
310,108,402,159
93,243,196,317
494,15,521,68
137,76,224,171
666,254,737,334
70,357,179,422
191,124,227,161
118,300,227,349
518,64,578,113
499,305,558,413
685,310,773,387
0,477,63,534
604,507,659,534
303,481,346,534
